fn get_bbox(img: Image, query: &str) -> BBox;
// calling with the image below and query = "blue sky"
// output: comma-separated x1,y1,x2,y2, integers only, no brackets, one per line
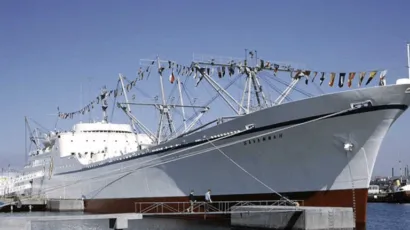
0,0,409,177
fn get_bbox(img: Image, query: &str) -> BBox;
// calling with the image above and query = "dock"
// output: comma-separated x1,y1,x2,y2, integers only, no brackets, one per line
135,200,355,229
0,198,356,229
0,197,84,212
230,206,355,230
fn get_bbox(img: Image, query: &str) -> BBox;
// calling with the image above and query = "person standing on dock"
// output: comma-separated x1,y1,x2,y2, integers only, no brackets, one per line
205,189,212,212
187,190,195,213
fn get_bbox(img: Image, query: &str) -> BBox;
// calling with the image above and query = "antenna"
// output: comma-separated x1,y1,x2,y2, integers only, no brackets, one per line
80,83,83,122
88,77,93,122
395,42,410,85
407,42,410,79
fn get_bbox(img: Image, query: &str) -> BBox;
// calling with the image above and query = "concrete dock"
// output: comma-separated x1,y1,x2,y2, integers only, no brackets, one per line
0,213,142,230
0,198,85,212
230,206,355,230
46,199,84,211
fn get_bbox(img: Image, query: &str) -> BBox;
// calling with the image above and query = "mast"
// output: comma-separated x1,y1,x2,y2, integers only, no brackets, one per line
192,50,294,113
177,77,187,130
118,57,212,142
407,42,410,79
155,56,176,143
80,83,83,122
119,74,137,131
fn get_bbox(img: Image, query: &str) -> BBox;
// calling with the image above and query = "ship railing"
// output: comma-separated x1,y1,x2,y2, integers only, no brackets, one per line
134,199,304,215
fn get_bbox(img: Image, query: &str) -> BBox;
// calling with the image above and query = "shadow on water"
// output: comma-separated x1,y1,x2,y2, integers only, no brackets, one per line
1,203,409,230
31,217,232,230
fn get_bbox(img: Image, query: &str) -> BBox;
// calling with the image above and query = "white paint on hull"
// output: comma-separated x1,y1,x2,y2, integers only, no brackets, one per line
25,83,410,200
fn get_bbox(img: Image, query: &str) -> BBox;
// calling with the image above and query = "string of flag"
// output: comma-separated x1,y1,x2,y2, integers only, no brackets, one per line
57,60,199,119
291,69,387,88
57,57,388,120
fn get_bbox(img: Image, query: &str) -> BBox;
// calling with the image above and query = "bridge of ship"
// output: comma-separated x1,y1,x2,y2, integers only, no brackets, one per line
134,199,303,215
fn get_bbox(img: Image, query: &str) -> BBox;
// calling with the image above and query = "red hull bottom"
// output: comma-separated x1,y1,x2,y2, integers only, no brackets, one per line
85,188,368,228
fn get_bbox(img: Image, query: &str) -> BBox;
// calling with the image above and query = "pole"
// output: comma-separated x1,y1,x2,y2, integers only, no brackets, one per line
407,42,410,79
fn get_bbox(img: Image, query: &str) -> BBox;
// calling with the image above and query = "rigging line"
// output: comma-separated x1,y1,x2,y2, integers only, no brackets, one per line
312,81,325,95
177,75,242,132
204,136,296,205
259,76,292,102
262,73,314,98
30,106,359,199
166,80,178,104
53,116,59,131
259,72,314,98
110,80,121,122
28,118,49,133
122,77,152,100
180,84,203,126
274,77,314,98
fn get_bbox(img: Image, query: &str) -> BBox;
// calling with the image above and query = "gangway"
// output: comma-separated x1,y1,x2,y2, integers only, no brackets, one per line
135,199,303,216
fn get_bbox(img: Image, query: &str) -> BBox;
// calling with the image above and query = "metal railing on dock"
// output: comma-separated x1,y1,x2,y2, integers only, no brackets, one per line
135,199,303,215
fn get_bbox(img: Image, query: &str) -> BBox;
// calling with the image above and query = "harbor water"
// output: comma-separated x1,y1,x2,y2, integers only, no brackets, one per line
0,203,407,229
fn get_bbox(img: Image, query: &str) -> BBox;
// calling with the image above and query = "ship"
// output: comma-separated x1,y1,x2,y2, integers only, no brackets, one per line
10,45,410,227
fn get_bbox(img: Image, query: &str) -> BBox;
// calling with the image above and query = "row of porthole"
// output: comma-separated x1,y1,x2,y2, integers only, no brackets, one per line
243,133,283,145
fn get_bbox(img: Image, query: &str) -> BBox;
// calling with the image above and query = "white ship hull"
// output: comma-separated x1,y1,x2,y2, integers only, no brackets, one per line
23,83,410,225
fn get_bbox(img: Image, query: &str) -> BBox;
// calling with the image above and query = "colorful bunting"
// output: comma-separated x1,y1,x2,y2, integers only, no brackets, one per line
358,72,366,87
311,71,318,82
319,72,325,86
329,72,336,87
379,70,387,86
347,72,356,88
338,73,345,88
365,71,377,85
169,72,175,84
57,55,389,120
